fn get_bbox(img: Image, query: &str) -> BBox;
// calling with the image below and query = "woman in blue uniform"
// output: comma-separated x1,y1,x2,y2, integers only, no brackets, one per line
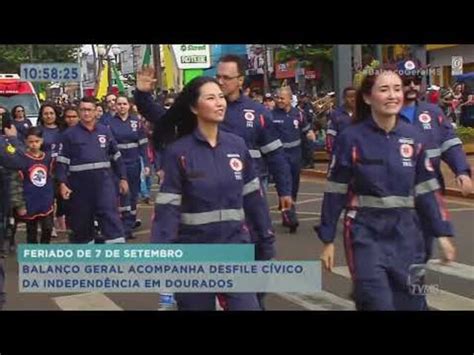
151,76,275,311
105,96,150,239
11,105,32,142
316,67,456,311
37,104,64,158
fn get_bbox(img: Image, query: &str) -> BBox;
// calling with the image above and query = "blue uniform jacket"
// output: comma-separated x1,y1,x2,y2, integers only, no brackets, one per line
13,119,32,142
271,107,311,162
105,114,150,167
326,105,353,154
39,126,61,158
221,94,291,196
400,101,471,190
134,90,292,197
152,128,275,260
316,117,454,244
99,111,115,126
55,122,127,184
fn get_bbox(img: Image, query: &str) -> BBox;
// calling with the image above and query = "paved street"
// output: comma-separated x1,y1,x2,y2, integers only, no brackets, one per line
2,177,473,311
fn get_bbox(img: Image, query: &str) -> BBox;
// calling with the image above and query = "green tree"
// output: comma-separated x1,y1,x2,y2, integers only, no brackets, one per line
0,45,81,73
275,44,333,68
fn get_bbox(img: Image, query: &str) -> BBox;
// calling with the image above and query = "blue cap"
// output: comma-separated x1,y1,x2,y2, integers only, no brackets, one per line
396,59,423,77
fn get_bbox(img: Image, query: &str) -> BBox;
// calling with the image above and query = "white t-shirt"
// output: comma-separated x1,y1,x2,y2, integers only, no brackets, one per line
291,94,297,107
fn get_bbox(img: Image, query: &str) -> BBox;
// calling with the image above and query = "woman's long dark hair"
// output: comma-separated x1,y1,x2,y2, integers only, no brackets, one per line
152,76,220,151
37,103,66,130
354,65,400,123
11,105,25,119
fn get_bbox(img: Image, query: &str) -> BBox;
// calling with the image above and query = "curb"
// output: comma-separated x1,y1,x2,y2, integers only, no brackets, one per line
444,188,474,200
463,143,474,155
301,169,327,179
301,170,474,200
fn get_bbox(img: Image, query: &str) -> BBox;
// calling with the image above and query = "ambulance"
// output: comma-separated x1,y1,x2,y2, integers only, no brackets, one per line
0,74,41,126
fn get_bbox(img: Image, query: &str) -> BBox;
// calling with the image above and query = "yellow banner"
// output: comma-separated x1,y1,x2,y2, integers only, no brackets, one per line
163,45,175,90
426,44,458,51
95,61,109,100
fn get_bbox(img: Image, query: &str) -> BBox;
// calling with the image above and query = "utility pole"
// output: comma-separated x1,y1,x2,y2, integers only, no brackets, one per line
262,44,270,93
333,45,352,104
105,45,112,93
375,45,383,64
77,47,83,98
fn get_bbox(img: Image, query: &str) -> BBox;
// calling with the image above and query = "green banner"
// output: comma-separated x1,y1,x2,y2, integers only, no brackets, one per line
142,45,152,67
184,69,204,85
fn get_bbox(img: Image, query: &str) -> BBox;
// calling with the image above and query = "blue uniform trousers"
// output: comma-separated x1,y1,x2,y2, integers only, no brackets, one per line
344,209,428,311
68,170,125,243
119,161,141,236
175,292,261,311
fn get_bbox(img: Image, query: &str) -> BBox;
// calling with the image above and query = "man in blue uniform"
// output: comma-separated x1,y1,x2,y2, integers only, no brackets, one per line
215,55,292,205
105,96,150,239
326,87,356,155
397,59,472,259
272,87,316,233
56,97,129,244
99,93,118,126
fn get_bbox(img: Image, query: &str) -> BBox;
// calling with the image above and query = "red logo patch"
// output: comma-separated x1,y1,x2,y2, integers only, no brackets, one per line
418,113,431,124
244,112,255,121
229,158,243,172
400,144,414,158
29,165,48,187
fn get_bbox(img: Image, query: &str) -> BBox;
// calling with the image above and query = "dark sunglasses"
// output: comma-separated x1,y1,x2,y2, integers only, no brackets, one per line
402,76,422,86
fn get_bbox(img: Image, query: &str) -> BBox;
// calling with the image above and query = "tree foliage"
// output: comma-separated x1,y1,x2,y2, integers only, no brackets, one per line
275,45,333,68
0,45,80,73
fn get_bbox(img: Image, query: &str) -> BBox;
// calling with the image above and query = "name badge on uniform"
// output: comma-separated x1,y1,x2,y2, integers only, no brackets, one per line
229,157,243,180
244,110,255,128
400,143,414,167
98,135,107,148
418,113,432,130
293,119,299,129
399,137,414,145
130,121,138,132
